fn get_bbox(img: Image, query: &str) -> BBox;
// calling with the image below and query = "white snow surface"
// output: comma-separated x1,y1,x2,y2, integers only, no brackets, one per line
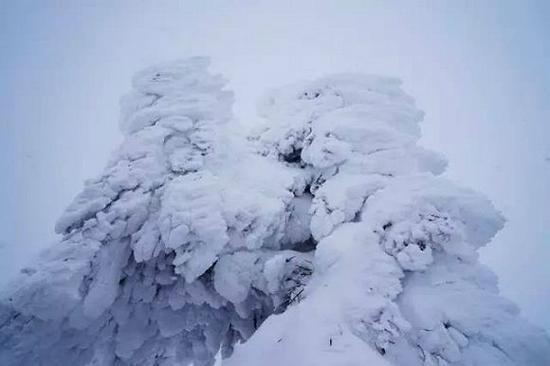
1,58,549,366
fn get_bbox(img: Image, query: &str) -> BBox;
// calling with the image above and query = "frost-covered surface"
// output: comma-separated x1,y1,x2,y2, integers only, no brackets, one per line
1,59,549,366
226,75,550,366
0,58,312,366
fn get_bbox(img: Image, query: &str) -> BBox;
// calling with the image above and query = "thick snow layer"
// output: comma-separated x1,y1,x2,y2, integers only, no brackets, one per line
1,58,549,366
227,74,550,366
0,58,310,366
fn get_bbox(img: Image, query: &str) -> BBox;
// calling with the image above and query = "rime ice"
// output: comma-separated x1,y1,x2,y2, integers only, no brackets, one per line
1,59,548,366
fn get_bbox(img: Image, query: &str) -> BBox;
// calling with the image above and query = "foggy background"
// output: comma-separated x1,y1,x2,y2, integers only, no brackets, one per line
1,0,549,332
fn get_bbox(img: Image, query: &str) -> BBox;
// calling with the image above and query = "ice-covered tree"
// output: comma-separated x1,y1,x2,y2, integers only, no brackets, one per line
0,58,313,366
226,74,550,366
1,59,549,366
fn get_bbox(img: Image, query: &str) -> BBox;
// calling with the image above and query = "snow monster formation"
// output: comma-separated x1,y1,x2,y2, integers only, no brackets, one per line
1,58,549,366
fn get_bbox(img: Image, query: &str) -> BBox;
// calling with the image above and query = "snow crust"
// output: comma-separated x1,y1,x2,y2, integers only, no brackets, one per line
1,59,549,366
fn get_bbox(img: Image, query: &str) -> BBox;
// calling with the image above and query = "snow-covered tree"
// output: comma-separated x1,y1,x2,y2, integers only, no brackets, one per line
1,59,549,366
0,58,312,366
226,74,550,366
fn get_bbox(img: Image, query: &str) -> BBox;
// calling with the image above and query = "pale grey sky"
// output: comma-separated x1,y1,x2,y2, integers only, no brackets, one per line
1,0,549,331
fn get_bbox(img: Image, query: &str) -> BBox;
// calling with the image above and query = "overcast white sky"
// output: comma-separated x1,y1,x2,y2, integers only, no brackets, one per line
1,0,549,331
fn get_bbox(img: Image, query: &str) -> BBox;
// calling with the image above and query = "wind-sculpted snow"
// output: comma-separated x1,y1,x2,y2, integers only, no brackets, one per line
1,59,549,366
226,75,550,365
0,58,312,366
